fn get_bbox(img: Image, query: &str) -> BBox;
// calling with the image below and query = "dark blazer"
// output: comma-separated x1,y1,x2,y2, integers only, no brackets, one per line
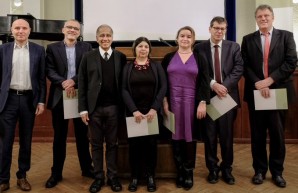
46,41,92,109
0,42,46,113
241,28,297,107
122,60,167,114
161,51,210,105
194,40,243,106
78,49,127,114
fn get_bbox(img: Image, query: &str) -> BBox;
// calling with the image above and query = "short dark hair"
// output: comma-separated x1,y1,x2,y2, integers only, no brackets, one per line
210,16,228,27
132,36,152,57
255,4,274,18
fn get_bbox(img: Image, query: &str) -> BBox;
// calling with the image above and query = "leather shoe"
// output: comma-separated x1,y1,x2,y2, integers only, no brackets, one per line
207,171,219,184
45,175,62,188
176,170,184,188
107,178,122,192
222,170,235,185
183,171,193,190
272,175,286,188
128,178,138,192
17,178,31,191
89,179,105,193
147,176,156,192
252,173,265,185
0,183,9,192
82,170,95,179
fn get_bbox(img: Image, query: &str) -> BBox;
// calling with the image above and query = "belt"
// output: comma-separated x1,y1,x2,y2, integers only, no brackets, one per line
9,89,32,95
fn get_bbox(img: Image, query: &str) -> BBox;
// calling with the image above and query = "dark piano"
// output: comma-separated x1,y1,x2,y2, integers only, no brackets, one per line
0,14,82,43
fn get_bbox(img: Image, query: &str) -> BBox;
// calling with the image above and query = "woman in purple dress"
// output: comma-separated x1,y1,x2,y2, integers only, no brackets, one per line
161,26,210,190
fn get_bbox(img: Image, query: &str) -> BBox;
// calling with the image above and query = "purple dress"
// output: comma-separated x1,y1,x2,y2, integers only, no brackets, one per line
168,52,198,142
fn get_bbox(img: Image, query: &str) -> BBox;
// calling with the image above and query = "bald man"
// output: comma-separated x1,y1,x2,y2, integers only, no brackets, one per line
0,19,46,192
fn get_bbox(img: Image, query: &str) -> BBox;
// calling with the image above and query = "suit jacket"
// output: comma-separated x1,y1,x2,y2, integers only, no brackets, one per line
241,28,297,107
46,41,92,109
78,49,127,114
122,60,167,114
0,42,46,113
194,40,243,106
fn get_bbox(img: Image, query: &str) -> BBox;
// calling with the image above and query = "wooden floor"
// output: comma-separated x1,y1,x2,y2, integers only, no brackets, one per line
6,143,298,193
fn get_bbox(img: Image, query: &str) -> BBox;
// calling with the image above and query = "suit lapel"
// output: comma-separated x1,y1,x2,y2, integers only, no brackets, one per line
75,43,82,69
95,51,102,80
29,42,35,77
6,43,14,74
269,28,279,54
57,42,68,71
204,41,214,74
253,31,262,53
113,50,121,86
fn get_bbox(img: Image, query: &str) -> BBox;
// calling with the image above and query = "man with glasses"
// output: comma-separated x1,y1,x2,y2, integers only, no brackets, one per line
45,19,93,188
194,16,243,185
241,4,297,188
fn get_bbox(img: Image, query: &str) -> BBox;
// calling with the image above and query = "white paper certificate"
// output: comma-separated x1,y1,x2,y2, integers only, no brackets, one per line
63,89,80,119
163,111,175,134
126,116,159,138
206,94,237,121
253,88,288,110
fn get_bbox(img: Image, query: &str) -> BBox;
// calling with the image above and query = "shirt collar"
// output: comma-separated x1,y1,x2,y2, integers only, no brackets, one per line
99,47,112,56
259,27,273,36
14,41,29,49
210,39,223,48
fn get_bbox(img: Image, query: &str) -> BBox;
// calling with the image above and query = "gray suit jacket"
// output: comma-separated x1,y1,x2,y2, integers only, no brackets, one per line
78,49,127,114
194,40,243,106
46,41,92,109
0,42,46,113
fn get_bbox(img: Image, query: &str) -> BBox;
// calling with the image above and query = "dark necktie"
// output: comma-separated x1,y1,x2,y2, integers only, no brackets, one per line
214,45,221,83
263,33,270,78
104,52,109,61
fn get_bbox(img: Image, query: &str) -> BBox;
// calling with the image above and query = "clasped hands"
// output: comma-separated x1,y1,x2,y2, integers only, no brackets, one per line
133,109,156,123
255,77,274,98
62,79,76,98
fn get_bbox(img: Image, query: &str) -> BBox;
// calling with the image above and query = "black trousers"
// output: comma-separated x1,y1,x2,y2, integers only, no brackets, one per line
0,92,35,184
248,108,286,176
202,109,236,172
50,99,92,177
128,135,157,178
88,105,119,180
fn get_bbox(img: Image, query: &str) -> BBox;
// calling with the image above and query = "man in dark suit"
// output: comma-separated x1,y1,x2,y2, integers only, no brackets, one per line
45,19,93,188
78,24,126,193
241,4,297,188
194,16,243,185
0,19,46,192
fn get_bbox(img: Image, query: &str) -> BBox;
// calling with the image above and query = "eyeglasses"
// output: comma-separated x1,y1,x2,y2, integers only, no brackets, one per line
64,26,80,31
212,27,226,32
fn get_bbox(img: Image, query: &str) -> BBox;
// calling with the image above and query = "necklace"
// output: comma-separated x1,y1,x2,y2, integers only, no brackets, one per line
178,51,192,54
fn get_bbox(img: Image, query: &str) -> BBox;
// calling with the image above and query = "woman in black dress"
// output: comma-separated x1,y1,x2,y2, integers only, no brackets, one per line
122,37,167,192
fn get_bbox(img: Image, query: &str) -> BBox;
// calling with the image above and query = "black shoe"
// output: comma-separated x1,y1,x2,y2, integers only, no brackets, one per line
272,175,286,188
252,173,265,185
176,172,184,188
207,171,219,184
128,178,138,192
222,170,235,185
183,171,193,190
82,169,95,179
147,176,156,192
107,178,122,192
89,179,104,193
45,175,62,188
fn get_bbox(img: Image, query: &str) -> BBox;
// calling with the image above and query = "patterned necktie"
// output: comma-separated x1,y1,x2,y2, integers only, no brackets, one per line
263,33,270,78
214,45,221,83
104,52,109,61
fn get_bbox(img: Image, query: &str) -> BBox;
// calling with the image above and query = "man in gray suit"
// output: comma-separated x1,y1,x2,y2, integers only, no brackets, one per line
78,24,126,193
194,16,243,185
45,19,93,188
0,19,46,192
241,5,297,188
